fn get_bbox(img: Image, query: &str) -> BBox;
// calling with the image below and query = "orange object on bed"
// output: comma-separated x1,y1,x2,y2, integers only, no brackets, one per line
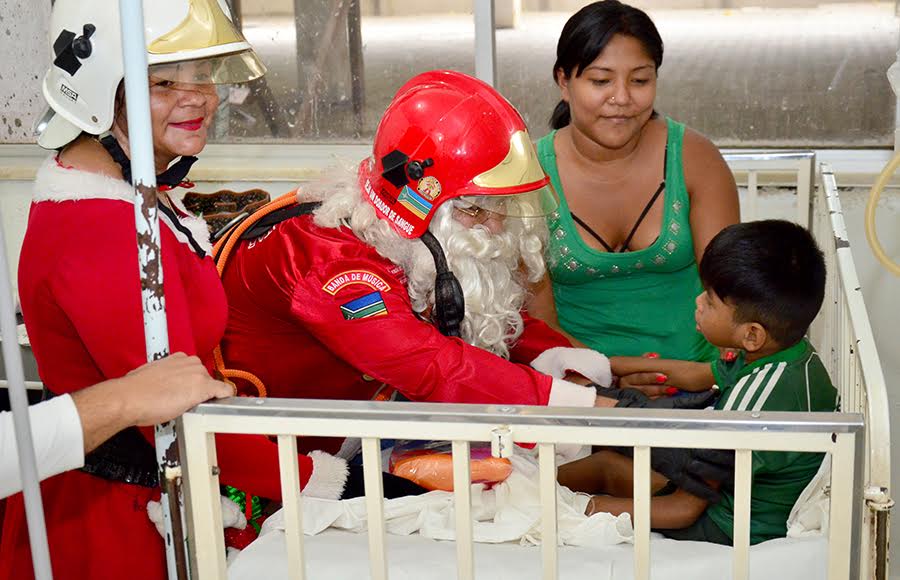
389,444,513,492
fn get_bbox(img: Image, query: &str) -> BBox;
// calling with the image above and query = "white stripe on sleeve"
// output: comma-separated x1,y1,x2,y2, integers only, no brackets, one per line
736,364,774,411
750,362,788,412
722,373,753,411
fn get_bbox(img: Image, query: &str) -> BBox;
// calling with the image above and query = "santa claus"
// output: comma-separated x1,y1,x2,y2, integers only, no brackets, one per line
213,70,712,501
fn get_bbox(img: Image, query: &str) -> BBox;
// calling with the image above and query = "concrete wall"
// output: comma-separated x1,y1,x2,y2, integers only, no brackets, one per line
0,0,50,144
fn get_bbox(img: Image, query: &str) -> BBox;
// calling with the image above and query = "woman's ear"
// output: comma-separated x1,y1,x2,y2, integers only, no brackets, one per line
740,322,768,354
555,68,571,102
112,83,128,137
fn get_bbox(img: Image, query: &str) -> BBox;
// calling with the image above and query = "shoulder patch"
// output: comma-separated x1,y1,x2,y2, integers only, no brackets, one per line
323,270,392,295
340,291,388,320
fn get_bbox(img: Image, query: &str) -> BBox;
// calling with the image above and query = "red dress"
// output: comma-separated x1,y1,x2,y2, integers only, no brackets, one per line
0,160,227,579
2,160,228,580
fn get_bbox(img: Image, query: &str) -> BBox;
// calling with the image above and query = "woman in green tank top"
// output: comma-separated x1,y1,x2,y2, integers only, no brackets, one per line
529,1,739,372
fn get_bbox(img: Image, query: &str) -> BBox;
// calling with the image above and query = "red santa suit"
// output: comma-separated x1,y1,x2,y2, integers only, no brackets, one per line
220,208,602,462
1,159,344,580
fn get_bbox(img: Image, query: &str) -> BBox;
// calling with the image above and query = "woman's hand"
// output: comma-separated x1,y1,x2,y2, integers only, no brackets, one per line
71,352,232,454
611,355,715,395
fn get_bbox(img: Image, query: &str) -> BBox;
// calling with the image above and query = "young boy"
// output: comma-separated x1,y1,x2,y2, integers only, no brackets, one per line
557,219,837,545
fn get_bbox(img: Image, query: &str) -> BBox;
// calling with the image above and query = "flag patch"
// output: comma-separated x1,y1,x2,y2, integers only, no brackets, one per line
397,185,433,220
340,291,388,320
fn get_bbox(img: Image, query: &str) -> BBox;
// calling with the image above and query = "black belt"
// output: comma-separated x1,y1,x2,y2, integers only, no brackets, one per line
44,388,159,488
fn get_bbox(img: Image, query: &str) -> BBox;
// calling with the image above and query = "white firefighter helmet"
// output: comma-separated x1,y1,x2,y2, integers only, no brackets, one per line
36,0,266,149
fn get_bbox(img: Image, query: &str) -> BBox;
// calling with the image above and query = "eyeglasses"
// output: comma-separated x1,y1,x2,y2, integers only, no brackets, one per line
453,197,508,223
455,204,487,219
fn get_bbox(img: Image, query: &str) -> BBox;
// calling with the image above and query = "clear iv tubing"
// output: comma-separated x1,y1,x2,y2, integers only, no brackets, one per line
865,151,900,276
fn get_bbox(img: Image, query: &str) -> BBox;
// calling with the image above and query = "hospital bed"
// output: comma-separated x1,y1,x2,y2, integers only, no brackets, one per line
176,156,891,580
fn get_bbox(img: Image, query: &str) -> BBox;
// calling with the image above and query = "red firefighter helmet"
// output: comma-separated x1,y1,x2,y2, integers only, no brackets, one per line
358,70,558,239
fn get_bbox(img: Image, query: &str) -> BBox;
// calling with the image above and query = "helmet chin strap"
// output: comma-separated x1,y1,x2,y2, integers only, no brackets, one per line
98,134,197,188
98,133,209,259
419,230,465,338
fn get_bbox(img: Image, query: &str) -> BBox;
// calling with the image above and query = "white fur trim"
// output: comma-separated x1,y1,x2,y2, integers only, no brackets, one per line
34,156,133,203
147,500,165,537
533,370,589,458
32,156,212,255
220,496,248,530
548,378,597,408
531,347,612,387
148,496,246,538
302,450,349,500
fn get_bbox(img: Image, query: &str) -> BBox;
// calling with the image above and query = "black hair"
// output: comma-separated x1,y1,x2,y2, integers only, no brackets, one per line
550,0,664,129
699,220,826,348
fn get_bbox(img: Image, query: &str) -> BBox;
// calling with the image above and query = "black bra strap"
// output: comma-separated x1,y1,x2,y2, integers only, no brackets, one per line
570,144,668,253
570,212,615,252
619,180,665,252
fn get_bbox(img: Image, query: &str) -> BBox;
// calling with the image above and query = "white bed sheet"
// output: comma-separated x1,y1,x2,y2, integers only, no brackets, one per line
228,529,827,580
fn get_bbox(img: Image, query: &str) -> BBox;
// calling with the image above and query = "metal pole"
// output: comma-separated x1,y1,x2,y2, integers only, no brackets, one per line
474,0,497,87
894,20,900,149
348,0,365,136
895,52,900,151
0,213,52,580
117,2,186,579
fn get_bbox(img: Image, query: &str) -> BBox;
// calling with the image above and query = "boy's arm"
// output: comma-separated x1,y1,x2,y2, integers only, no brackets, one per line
610,356,715,393
585,489,710,530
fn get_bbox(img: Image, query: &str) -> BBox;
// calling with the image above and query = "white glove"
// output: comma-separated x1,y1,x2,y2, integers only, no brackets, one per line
531,347,612,387
147,496,247,538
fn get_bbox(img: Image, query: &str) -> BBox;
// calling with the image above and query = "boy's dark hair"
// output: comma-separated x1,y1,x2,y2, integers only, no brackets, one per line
699,220,826,347
550,0,664,129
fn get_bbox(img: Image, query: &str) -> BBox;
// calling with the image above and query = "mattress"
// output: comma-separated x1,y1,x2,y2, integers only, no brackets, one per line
227,528,828,580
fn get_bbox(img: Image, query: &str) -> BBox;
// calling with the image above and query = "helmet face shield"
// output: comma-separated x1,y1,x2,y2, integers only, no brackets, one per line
149,50,266,85
38,0,268,149
34,107,84,150
453,184,559,220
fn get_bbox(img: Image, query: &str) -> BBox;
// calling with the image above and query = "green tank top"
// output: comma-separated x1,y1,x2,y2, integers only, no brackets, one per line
538,118,717,361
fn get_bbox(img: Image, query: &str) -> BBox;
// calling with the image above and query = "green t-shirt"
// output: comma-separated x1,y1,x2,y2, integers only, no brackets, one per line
537,118,717,362
705,339,838,544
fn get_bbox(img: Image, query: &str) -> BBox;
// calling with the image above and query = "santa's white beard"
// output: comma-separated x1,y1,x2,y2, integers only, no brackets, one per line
427,209,544,358
308,167,547,359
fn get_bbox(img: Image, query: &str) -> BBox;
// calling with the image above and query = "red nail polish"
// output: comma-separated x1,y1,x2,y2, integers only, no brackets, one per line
656,374,668,384
665,387,678,396
645,352,660,359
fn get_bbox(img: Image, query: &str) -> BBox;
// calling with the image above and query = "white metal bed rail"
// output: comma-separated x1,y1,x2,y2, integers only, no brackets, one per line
180,400,864,580
722,149,816,227
810,163,893,580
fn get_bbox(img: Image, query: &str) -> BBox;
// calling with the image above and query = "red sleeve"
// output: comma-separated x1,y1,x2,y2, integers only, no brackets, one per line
52,203,201,380
290,259,554,406
510,312,573,364
52,202,320,500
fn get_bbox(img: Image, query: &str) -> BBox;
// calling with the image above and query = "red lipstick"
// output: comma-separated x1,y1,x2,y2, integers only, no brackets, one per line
170,117,203,131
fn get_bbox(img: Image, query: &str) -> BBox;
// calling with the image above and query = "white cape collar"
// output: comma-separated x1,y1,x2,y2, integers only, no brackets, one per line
33,156,213,255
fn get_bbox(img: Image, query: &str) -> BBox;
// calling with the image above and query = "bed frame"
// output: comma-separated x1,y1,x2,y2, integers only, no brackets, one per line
178,156,892,580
